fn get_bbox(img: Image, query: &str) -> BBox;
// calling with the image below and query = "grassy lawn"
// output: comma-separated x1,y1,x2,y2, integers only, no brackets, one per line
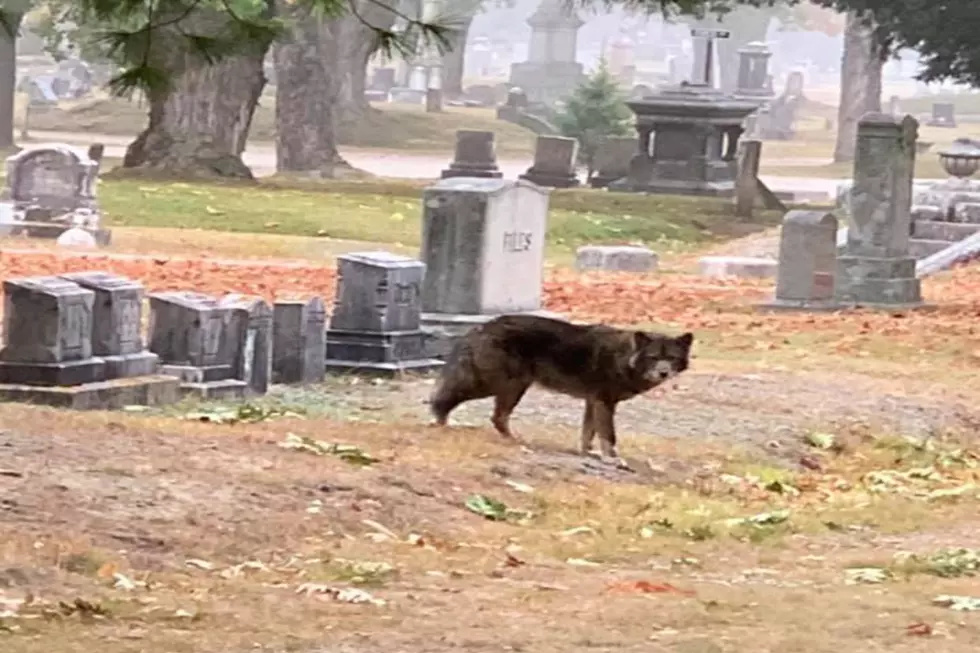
92,177,785,262
20,93,539,156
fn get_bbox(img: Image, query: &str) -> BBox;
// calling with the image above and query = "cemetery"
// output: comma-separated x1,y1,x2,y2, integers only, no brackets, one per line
4,3,980,653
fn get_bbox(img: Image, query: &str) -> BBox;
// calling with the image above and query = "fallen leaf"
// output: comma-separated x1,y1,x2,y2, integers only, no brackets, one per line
606,580,696,596
906,622,933,636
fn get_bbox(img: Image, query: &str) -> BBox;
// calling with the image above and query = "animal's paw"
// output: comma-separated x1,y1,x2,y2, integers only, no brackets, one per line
612,457,634,472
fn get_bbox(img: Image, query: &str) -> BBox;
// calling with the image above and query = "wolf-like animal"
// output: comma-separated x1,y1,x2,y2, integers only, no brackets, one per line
429,314,694,460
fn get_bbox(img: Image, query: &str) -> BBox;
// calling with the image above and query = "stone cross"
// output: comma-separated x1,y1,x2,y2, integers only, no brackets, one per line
272,297,326,385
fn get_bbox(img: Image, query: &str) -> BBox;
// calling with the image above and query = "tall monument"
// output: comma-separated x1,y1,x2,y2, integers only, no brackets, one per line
508,0,585,106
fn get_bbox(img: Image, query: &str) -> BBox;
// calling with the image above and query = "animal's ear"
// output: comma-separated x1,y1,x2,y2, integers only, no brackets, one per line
676,332,695,350
632,331,653,349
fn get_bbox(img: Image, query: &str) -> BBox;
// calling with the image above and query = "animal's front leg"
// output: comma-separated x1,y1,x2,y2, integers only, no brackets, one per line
593,400,631,470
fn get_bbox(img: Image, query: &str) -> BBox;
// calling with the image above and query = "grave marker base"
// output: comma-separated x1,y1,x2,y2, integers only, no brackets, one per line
158,363,246,399
178,379,248,400
5,223,113,246
0,358,106,386
104,352,159,380
518,170,579,188
420,310,565,360
325,329,443,377
0,374,179,410
323,358,444,378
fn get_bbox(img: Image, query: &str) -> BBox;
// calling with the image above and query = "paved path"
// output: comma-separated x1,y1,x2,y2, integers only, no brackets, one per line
32,129,846,198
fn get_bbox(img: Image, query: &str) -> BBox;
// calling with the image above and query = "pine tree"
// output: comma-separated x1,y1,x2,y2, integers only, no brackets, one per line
554,61,633,181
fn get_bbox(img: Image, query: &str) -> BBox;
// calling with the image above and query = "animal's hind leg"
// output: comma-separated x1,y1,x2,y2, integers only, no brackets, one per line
491,381,531,440
579,400,597,455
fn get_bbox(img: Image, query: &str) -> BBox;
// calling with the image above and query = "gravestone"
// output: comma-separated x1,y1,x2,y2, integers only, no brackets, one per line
0,276,102,385
519,135,579,188
324,251,443,376
0,275,178,408
420,177,554,356
0,144,110,245
590,137,635,188
440,130,502,179
148,291,247,399
735,42,774,98
220,294,273,395
928,102,956,128
575,245,657,273
834,114,922,308
762,211,838,310
59,271,159,379
272,297,326,384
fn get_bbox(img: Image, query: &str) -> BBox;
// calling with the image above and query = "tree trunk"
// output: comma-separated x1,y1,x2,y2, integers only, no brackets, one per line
834,12,884,163
340,0,398,116
274,3,353,176
122,10,269,179
442,14,474,98
0,13,24,149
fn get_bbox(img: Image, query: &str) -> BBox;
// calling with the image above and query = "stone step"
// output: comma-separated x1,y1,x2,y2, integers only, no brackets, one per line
909,238,953,258
912,220,980,241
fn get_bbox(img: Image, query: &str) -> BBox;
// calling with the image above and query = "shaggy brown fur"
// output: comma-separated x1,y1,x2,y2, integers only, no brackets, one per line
429,314,694,460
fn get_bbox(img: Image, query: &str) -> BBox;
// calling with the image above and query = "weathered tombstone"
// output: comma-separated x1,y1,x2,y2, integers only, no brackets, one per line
590,137,635,188
735,42,774,98
324,251,443,375
928,102,956,128
272,297,326,384
147,292,247,399
0,144,109,244
59,271,159,379
834,114,923,308
575,245,658,273
888,95,901,117
762,211,838,309
0,276,178,408
220,294,273,396
0,276,102,385
420,178,553,356
519,135,579,188
440,130,503,179
734,140,762,217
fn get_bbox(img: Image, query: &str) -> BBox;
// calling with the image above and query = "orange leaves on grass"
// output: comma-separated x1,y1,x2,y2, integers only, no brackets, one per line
0,251,337,302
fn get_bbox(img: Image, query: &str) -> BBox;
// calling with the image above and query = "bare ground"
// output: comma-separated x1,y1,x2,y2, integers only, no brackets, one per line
3,352,980,652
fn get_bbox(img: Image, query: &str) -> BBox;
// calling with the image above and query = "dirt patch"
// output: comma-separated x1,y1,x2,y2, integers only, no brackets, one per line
271,369,980,464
